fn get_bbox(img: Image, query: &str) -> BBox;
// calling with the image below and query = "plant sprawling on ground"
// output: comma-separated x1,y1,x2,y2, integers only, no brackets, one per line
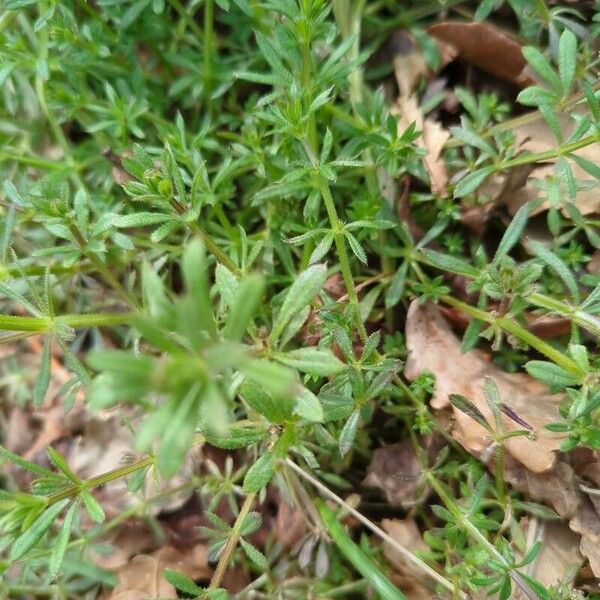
0,0,599,598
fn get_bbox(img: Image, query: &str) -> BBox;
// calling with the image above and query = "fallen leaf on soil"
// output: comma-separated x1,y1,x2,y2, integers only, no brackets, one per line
381,519,431,600
110,545,211,600
503,114,600,216
391,31,450,198
503,456,580,518
569,500,600,578
363,435,443,507
427,21,535,87
392,31,428,98
68,411,198,518
395,95,450,198
275,499,308,548
463,114,600,226
404,301,564,473
521,519,582,588
92,520,157,570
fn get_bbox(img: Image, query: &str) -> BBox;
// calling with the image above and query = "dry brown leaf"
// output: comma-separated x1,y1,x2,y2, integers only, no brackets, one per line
504,456,580,518
390,30,450,198
521,519,582,588
427,21,534,87
68,411,197,518
381,519,428,572
570,500,600,578
404,301,564,473
363,436,443,507
110,545,211,600
503,114,600,216
466,114,600,225
422,120,450,197
395,96,450,198
381,519,431,599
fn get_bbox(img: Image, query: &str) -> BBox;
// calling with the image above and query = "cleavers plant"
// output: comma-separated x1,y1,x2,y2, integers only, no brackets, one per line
0,0,599,598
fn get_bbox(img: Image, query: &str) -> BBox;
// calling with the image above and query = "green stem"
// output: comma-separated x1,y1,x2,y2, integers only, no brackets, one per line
209,492,257,589
0,153,73,171
0,312,131,332
167,0,204,41
0,315,53,332
67,224,140,309
426,474,538,600
204,0,214,99
441,295,584,376
47,455,154,506
317,500,408,600
286,458,462,597
494,446,506,507
493,133,599,171
417,251,600,339
319,176,367,341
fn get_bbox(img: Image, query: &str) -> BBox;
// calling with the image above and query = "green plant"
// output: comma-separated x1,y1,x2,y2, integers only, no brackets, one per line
1,0,599,598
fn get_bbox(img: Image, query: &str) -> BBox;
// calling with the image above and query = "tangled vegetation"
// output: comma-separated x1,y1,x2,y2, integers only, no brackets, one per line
0,0,600,598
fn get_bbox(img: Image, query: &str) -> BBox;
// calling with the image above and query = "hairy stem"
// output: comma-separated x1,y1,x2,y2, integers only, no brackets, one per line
209,492,257,589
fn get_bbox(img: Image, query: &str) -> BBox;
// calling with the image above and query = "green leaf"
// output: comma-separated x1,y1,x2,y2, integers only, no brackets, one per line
274,347,345,377
34,335,52,407
243,453,274,493
570,154,600,180
525,361,582,387
294,386,324,422
10,499,70,560
270,264,327,343
558,29,577,97
528,239,579,302
385,261,408,308
204,426,268,449
421,249,479,278
449,394,494,434
240,359,295,398
81,490,105,523
494,201,529,263
345,231,367,264
111,212,171,228
522,46,561,93
482,376,502,430
0,444,56,477
309,232,335,264
3,0,39,8
338,409,359,457
240,380,291,423
316,500,408,600
223,274,264,341
49,502,77,579
453,167,493,198
240,538,268,570
163,570,202,595
47,447,79,483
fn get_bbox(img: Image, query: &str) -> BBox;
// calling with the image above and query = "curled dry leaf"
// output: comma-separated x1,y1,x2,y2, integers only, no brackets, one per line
391,30,450,198
503,456,580,518
404,301,564,473
569,500,600,578
110,545,211,600
520,519,582,588
427,21,535,87
363,435,443,507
